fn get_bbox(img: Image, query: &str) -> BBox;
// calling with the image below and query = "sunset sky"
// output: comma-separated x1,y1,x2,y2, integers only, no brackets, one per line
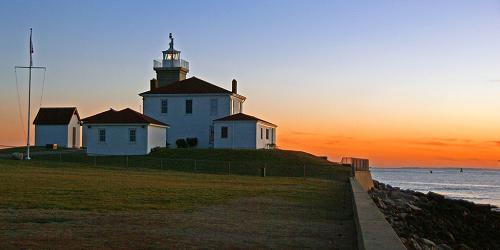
1,0,500,168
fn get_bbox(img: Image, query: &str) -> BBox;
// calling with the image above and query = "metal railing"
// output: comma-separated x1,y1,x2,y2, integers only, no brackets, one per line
341,157,370,171
153,59,189,69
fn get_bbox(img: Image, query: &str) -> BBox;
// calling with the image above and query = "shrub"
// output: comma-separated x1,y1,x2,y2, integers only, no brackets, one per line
176,139,188,148
186,138,198,148
150,146,162,153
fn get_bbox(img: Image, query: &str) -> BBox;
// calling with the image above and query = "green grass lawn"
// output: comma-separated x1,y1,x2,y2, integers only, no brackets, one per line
0,146,64,154
20,148,350,180
0,158,349,211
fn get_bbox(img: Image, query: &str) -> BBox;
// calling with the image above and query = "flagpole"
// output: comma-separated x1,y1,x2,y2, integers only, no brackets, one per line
26,28,33,160
15,28,45,160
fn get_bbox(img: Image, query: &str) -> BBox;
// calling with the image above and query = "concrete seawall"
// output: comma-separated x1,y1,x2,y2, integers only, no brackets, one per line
354,170,374,191
350,177,405,250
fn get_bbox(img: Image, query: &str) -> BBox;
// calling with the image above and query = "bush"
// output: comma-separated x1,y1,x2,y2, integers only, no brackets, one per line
150,147,162,153
176,139,188,148
186,138,198,148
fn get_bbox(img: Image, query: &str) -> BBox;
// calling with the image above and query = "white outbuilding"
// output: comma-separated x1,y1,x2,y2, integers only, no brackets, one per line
82,108,168,155
33,107,81,148
213,113,277,149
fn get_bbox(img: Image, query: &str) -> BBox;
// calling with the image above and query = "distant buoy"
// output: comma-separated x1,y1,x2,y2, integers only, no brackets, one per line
430,170,433,174
460,168,463,173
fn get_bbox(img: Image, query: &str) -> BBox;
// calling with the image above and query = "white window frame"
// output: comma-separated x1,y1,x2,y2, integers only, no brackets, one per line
98,129,106,143
185,99,193,114
161,99,168,114
221,126,228,139
129,128,136,143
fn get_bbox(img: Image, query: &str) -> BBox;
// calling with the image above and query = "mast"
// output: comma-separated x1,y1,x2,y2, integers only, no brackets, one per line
15,28,46,160
26,28,33,160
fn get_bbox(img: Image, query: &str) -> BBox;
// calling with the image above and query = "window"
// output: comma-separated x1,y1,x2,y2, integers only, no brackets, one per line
185,99,193,114
161,99,168,114
266,128,269,139
210,99,218,115
209,125,215,145
98,129,106,142
260,128,263,139
221,126,228,138
129,129,136,143
271,128,274,141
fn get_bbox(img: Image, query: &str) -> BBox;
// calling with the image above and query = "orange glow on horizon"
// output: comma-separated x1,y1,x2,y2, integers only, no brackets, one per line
278,127,500,169
2,121,500,169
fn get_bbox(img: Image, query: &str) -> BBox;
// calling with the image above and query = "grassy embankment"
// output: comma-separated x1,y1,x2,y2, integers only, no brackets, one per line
0,148,350,211
14,147,347,180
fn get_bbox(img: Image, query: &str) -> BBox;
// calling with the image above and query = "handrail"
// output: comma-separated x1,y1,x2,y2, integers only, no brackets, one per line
153,59,189,69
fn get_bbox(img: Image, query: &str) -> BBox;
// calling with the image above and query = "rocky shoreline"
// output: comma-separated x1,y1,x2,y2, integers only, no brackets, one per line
369,180,500,250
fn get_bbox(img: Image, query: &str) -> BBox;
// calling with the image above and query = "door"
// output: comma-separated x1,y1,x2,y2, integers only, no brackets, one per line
72,127,76,148
209,125,214,147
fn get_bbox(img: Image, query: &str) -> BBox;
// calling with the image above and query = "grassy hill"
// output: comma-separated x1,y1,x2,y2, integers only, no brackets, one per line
0,158,344,211
4,148,349,181
0,148,355,248
149,148,334,166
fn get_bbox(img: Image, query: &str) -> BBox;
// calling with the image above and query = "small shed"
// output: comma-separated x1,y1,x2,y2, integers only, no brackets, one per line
33,107,81,148
213,113,277,149
82,108,169,155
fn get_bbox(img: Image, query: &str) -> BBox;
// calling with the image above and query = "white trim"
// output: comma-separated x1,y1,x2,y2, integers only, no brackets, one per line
84,123,169,128
140,92,247,101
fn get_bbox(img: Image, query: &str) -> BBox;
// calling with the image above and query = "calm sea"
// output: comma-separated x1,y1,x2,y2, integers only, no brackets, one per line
371,168,500,209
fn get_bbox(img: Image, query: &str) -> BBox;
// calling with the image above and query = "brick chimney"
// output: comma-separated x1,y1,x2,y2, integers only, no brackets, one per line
232,79,237,94
150,78,158,90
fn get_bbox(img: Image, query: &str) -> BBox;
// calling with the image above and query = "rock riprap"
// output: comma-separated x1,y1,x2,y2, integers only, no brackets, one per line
370,180,500,250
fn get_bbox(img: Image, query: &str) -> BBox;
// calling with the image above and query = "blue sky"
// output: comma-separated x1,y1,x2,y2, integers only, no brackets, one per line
1,0,500,166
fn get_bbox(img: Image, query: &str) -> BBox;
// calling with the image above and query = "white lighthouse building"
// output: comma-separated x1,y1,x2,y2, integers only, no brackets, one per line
140,34,276,149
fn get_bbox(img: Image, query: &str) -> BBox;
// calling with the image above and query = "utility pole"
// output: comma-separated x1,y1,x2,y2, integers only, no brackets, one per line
15,28,46,160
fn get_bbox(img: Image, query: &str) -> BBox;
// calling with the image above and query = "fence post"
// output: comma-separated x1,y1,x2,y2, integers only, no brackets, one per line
228,162,231,175
261,163,266,177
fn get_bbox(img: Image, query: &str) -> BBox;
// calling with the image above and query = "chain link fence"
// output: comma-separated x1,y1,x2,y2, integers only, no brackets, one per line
33,151,348,181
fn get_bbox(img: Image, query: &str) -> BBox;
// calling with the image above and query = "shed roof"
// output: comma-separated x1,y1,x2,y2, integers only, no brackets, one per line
214,113,277,127
140,77,246,99
82,108,168,127
33,107,80,125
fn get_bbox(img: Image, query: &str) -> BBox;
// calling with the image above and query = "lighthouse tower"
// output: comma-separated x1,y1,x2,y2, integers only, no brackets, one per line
153,33,189,87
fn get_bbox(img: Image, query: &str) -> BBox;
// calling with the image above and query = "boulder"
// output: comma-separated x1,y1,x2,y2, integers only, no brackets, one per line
428,192,445,200
408,204,422,212
419,238,436,247
11,152,23,160
437,244,453,250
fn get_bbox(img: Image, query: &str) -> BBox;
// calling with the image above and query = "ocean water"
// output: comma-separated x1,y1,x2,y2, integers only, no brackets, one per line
371,168,500,209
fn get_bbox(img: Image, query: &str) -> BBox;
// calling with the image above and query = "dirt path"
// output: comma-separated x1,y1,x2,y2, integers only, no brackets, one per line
0,197,355,249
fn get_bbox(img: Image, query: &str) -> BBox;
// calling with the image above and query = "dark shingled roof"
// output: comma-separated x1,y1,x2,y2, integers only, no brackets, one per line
214,113,277,127
139,77,245,99
82,108,168,127
33,107,80,125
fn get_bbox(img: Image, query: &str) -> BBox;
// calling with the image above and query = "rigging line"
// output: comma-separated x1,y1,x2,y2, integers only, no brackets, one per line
14,68,26,139
39,68,46,108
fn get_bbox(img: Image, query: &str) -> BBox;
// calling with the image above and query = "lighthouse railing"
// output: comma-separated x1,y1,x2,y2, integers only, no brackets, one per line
153,59,189,70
